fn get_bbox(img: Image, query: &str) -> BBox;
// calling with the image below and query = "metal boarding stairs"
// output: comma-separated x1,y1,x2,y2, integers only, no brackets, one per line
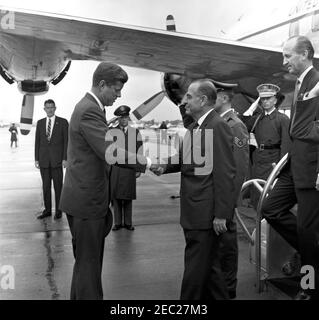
236,153,299,294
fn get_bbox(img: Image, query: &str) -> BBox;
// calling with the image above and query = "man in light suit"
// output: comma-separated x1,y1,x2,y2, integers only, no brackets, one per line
262,36,319,300
35,99,68,220
151,79,236,300
60,62,148,300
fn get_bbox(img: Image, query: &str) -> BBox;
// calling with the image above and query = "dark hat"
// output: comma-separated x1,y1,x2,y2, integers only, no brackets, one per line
210,79,238,92
114,105,131,117
257,83,280,98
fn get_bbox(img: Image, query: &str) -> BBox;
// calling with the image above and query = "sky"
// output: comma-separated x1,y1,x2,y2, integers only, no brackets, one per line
0,0,296,124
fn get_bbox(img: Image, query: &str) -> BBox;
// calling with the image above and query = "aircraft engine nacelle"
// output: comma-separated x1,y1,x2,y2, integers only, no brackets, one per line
18,80,49,96
161,73,193,105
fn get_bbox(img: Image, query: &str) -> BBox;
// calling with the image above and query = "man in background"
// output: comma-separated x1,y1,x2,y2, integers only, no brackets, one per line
241,83,290,208
35,99,68,220
111,105,143,231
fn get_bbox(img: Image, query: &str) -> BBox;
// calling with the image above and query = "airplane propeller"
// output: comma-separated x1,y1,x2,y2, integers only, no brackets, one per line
20,94,34,135
108,90,165,126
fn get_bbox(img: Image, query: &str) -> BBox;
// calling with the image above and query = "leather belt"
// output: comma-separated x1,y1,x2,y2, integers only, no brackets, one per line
259,144,281,150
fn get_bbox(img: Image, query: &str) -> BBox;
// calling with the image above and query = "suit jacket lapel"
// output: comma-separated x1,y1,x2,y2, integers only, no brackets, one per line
290,68,316,134
298,67,316,98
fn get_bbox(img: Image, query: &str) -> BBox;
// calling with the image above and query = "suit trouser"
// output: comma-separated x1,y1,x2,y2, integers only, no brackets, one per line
262,167,319,298
180,228,229,300
113,199,133,225
40,166,63,213
66,212,113,300
219,217,238,295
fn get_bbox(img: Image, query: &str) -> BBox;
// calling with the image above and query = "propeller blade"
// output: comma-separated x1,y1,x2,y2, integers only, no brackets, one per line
20,94,34,135
132,91,165,121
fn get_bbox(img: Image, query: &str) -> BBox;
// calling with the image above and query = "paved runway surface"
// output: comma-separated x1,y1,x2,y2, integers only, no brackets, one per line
0,127,290,300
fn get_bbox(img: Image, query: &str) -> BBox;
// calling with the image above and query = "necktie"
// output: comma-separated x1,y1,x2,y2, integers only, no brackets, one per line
293,79,301,105
290,79,301,135
47,118,51,141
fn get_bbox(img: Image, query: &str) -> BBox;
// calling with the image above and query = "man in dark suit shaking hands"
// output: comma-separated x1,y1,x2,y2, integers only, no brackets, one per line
35,99,68,220
60,62,148,300
151,79,236,300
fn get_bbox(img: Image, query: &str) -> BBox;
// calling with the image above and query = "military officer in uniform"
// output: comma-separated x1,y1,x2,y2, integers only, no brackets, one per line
179,82,249,299
241,83,291,208
213,85,249,299
110,105,143,231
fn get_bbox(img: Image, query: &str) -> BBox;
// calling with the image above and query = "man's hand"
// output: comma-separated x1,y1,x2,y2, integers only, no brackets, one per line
136,172,141,178
150,164,165,176
213,217,227,235
62,160,68,168
35,161,40,169
316,173,319,191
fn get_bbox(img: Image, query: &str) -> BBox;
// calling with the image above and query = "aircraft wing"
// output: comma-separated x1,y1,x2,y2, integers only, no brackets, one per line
0,7,294,96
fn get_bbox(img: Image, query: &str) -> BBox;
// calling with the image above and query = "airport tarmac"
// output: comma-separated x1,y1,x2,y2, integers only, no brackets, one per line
0,127,290,300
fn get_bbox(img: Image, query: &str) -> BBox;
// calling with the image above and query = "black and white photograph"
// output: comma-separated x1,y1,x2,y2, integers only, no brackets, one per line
0,0,319,309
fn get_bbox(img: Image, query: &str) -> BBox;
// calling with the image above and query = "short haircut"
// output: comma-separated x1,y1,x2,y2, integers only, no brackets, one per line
217,88,234,101
92,62,128,87
44,99,55,106
288,35,315,60
275,93,285,108
192,79,217,104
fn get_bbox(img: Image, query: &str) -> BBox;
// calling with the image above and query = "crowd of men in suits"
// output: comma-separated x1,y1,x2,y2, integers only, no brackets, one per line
33,35,319,300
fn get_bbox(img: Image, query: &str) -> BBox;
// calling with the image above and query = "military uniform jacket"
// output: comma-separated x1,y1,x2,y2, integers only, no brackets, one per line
289,67,319,188
110,125,143,200
59,94,147,220
167,109,236,229
222,109,249,201
34,116,68,168
242,109,291,180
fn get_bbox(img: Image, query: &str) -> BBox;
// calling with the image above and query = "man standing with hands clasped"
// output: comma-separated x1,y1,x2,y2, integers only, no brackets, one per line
151,79,236,300
35,99,68,220
262,36,319,300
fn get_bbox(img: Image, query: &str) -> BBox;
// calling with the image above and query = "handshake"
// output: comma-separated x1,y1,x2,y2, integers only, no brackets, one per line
150,164,167,176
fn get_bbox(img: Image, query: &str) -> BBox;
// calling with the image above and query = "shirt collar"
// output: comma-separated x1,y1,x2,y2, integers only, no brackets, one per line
47,115,55,122
264,107,276,116
197,108,215,127
88,91,104,111
297,65,313,85
219,108,234,118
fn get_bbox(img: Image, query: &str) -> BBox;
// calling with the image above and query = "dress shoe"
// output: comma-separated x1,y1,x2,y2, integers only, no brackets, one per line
294,290,311,300
54,211,62,220
228,290,236,299
37,211,52,219
112,224,122,231
124,224,135,231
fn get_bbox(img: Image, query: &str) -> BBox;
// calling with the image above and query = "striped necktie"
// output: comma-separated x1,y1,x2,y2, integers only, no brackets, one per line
47,118,51,141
